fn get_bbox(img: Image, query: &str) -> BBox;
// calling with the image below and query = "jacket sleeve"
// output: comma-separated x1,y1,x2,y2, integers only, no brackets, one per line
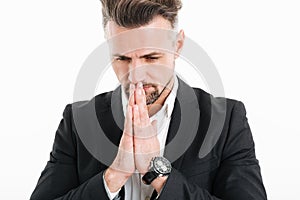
157,101,267,200
30,104,111,200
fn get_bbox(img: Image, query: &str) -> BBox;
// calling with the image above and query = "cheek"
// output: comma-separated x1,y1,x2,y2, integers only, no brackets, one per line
146,58,175,86
159,54,175,70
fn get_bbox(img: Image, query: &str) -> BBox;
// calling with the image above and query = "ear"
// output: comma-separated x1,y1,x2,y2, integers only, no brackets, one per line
174,29,185,59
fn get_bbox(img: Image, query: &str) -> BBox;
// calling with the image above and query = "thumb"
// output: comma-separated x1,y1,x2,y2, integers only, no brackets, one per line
151,120,158,133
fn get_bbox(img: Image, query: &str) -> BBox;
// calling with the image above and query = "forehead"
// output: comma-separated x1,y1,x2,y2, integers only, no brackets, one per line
106,17,177,56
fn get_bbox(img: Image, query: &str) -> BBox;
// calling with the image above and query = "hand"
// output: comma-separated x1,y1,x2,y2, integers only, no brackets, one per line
104,82,161,192
104,85,136,192
133,82,160,174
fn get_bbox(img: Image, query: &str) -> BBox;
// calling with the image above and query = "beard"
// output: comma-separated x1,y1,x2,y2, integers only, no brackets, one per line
145,89,160,105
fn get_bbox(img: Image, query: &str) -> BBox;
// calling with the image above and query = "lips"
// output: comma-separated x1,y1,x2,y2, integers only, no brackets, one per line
143,84,154,91
143,85,151,89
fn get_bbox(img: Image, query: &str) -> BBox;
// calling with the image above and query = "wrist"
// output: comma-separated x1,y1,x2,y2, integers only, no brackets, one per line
142,156,172,185
151,175,168,194
104,168,131,193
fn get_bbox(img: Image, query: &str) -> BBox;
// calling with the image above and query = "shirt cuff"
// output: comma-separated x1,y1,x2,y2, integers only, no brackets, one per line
102,172,121,200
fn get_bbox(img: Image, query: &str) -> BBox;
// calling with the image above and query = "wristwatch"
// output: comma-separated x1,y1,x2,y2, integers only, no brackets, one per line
142,156,172,185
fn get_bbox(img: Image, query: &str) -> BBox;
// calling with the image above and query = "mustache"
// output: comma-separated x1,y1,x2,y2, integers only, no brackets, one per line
124,82,158,93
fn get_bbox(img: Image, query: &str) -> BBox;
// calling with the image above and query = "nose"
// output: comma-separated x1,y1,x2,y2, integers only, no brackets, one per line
128,59,146,84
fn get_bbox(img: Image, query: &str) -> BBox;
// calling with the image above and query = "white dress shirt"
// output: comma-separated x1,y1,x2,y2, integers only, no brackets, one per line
104,75,178,200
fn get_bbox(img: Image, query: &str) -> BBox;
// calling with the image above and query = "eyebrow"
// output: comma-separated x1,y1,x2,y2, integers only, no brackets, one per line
113,52,163,59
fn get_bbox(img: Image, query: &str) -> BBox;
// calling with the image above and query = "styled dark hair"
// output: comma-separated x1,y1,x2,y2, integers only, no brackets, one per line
100,0,182,28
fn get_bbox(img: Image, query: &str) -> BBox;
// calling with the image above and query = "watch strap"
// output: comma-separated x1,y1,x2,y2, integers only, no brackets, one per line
142,170,158,185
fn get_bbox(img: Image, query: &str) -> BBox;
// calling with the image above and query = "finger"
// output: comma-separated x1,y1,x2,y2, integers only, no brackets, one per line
129,83,135,106
135,82,146,106
133,105,140,127
135,82,148,125
151,120,158,135
124,105,133,136
138,103,149,126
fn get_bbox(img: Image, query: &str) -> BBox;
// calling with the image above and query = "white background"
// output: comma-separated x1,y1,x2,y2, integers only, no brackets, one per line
1,0,299,199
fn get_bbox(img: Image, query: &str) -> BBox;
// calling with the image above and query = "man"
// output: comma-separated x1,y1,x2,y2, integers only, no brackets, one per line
30,0,267,199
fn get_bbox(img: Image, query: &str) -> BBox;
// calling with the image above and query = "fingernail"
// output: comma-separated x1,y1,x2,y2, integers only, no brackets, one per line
137,88,142,95
130,83,135,90
130,84,135,95
137,82,143,88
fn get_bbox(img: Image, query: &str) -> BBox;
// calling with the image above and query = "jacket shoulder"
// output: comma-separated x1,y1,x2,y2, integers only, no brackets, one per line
70,90,114,112
192,87,241,112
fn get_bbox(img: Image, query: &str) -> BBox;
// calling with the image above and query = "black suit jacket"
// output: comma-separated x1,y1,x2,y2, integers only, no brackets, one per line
30,78,267,200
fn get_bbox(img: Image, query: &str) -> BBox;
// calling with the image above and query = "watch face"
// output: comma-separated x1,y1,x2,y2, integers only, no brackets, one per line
153,157,172,174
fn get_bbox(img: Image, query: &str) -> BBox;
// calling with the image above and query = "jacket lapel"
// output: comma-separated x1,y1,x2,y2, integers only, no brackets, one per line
150,79,200,199
164,78,200,170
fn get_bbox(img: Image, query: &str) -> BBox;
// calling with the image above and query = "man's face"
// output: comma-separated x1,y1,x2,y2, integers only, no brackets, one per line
106,16,184,105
